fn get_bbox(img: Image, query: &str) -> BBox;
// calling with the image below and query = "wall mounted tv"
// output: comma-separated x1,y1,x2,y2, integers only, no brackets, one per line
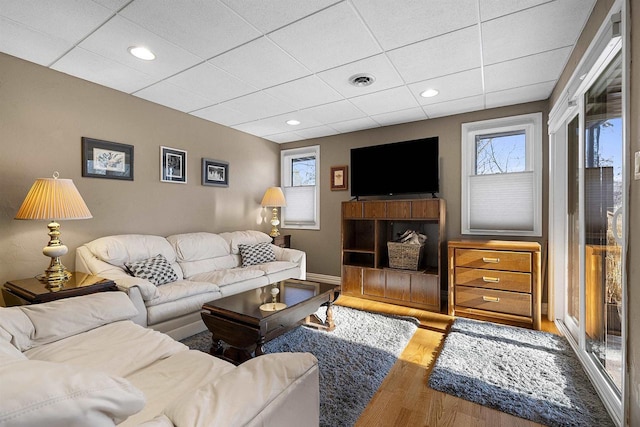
350,137,439,198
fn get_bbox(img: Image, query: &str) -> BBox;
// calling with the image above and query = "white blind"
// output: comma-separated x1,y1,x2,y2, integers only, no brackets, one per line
469,171,534,231
283,186,316,225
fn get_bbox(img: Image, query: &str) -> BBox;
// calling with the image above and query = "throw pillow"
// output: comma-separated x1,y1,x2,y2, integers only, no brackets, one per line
125,254,178,286
239,242,276,267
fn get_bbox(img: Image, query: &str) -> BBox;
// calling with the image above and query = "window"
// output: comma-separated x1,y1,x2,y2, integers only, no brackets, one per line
281,145,320,230
461,113,542,236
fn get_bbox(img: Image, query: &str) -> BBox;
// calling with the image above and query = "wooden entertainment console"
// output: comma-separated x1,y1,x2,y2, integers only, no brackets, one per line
340,198,445,312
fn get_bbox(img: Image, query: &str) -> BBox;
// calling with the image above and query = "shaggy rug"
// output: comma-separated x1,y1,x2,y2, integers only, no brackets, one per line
181,305,418,427
428,318,614,427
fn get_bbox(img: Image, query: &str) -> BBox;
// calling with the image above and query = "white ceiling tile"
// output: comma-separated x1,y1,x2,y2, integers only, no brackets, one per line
0,0,113,43
52,47,156,93
119,0,260,59
330,117,380,133
220,0,340,34
0,17,71,66
371,107,427,127
165,63,256,104
292,126,339,140
233,112,322,136
352,0,478,50
264,75,343,110
299,100,366,124
190,104,255,126
482,0,594,65
92,0,130,11
349,86,419,116
478,0,549,21
388,26,481,83
485,80,555,109
134,81,213,113
317,54,404,97
422,95,485,118
269,2,380,72
210,37,310,89
220,91,295,122
409,68,484,105
262,132,303,144
484,47,571,93
79,15,202,80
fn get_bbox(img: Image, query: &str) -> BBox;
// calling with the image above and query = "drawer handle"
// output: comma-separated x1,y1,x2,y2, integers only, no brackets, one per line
482,276,500,283
482,257,500,264
482,296,500,303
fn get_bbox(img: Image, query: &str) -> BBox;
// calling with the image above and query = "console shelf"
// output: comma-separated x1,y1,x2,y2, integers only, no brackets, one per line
340,199,446,312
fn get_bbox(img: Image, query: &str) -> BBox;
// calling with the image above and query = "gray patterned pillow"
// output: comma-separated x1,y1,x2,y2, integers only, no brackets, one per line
125,254,178,286
239,242,276,267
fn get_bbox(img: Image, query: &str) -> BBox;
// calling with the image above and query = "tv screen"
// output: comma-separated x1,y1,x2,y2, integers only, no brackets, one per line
351,137,439,198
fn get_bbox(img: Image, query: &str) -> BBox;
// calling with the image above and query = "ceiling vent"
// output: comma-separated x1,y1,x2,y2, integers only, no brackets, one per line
349,73,375,87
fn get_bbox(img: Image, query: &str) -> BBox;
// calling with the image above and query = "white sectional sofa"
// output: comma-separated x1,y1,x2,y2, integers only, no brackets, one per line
76,230,306,340
0,292,319,426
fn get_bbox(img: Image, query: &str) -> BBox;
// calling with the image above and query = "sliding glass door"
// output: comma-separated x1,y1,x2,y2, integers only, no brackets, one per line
566,51,624,395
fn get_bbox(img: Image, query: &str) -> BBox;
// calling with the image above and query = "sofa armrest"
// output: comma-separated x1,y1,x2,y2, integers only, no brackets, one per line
273,247,306,280
164,353,319,427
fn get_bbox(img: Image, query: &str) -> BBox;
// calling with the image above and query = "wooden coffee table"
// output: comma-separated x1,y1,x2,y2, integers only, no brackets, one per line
201,279,338,364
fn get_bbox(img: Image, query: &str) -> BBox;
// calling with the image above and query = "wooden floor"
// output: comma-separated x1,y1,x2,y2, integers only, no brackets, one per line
336,295,559,427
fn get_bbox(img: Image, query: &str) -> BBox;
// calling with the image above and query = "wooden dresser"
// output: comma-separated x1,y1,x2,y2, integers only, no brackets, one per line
448,240,541,330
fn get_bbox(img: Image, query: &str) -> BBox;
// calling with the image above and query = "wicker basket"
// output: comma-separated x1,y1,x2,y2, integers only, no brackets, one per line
387,241,424,270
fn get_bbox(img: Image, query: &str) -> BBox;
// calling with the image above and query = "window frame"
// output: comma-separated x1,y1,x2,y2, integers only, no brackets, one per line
280,145,320,230
461,112,543,236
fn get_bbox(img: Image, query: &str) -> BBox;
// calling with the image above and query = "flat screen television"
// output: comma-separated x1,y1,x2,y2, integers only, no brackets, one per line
351,137,439,198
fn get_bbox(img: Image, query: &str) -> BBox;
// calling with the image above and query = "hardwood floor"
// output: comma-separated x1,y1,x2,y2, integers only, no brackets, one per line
336,295,559,427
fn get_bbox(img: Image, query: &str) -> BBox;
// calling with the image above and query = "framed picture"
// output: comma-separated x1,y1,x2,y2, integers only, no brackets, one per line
202,158,229,187
82,137,133,180
330,165,348,191
160,146,187,184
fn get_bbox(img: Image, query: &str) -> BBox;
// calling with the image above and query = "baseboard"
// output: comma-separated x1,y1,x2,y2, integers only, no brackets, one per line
306,273,341,286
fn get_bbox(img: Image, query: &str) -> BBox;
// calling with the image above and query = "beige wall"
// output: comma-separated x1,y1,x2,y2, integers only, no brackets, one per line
282,101,549,280
0,53,280,291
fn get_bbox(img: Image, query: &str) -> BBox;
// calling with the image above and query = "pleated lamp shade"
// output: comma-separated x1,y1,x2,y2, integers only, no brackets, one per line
15,177,92,221
260,187,287,208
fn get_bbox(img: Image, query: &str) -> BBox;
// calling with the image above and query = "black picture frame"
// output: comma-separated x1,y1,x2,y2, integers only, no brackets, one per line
202,158,229,187
161,146,187,184
82,137,133,180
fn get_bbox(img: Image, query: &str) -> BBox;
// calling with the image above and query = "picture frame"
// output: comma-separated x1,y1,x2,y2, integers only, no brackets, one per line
160,146,187,184
202,158,229,187
81,137,133,180
330,165,348,191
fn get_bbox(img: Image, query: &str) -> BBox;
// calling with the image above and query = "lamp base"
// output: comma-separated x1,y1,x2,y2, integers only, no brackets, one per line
38,221,72,289
269,207,281,237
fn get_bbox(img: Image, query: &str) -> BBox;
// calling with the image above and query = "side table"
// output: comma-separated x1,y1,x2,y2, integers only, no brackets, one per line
272,234,291,248
2,273,117,306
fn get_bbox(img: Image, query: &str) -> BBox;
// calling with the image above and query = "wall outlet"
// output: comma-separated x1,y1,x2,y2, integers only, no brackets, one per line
636,151,640,180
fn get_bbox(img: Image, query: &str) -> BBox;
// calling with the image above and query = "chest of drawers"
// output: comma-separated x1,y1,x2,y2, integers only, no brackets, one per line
448,240,541,329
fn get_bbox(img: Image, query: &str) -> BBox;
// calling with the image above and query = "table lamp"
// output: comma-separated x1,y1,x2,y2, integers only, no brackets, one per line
15,172,92,288
261,187,286,237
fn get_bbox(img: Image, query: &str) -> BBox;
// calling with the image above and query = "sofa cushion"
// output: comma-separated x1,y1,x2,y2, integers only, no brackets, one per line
189,268,265,285
84,234,178,267
167,232,230,261
126,254,179,286
177,254,240,279
239,242,276,267
146,292,222,326
144,280,221,307
248,261,299,275
220,230,272,255
0,292,138,352
0,358,145,427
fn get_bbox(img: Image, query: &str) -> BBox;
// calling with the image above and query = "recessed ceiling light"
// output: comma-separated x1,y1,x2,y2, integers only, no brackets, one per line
420,88,439,98
128,46,155,61
349,73,375,87
286,119,301,126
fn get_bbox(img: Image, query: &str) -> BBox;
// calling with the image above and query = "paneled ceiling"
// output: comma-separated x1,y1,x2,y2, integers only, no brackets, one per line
0,0,595,143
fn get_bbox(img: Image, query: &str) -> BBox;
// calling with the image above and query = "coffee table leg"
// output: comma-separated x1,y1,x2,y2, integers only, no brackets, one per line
255,337,265,357
209,336,223,356
326,302,336,331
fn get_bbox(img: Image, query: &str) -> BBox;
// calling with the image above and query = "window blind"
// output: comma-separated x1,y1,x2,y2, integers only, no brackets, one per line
468,171,534,231
283,186,316,225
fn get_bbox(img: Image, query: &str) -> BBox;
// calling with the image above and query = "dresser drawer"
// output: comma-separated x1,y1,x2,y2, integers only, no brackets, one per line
455,286,532,317
454,249,532,272
454,267,531,293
